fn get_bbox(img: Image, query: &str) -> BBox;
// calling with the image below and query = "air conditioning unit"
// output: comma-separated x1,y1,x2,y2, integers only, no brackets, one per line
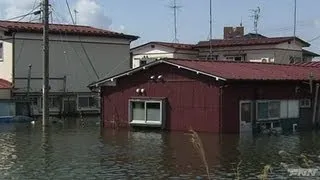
249,58,275,63
261,58,269,63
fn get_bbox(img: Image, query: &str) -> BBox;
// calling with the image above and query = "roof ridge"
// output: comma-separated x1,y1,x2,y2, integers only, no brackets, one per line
152,41,196,46
164,58,319,67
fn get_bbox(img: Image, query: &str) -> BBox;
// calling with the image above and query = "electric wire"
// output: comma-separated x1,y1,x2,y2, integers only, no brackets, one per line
65,0,100,80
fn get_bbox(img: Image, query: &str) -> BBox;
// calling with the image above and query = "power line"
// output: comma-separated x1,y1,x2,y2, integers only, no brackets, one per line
65,0,75,24
51,9,95,81
65,0,100,80
5,7,41,21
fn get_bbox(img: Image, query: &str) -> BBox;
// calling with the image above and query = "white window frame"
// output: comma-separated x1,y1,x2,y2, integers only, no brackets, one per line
0,42,3,62
256,100,281,121
300,99,311,108
77,95,99,111
256,99,300,121
129,99,164,126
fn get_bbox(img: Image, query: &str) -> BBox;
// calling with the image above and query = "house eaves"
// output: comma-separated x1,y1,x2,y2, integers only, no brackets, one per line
88,59,226,88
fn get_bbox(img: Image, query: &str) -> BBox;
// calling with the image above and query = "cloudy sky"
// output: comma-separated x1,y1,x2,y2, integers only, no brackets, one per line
1,0,320,54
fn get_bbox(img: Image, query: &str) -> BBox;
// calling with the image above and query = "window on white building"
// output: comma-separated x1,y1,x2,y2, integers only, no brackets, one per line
0,42,3,61
77,96,98,110
256,100,299,120
225,55,244,61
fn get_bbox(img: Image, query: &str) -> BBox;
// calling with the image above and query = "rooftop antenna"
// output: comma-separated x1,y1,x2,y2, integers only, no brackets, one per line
74,9,78,25
170,0,181,43
250,7,260,36
240,16,243,27
293,0,297,43
208,0,213,60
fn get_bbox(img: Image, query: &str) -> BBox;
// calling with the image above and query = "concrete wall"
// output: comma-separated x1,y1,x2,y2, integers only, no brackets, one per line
222,81,312,133
0,89,10,99
12,32,132,93
0,33,13,82
274,49,302,64
198,41,304,64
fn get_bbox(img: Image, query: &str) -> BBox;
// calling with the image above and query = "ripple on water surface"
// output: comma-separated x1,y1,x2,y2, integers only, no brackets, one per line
0,118,319,179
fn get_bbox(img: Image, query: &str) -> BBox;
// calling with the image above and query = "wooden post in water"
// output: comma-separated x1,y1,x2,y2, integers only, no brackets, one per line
26,64,32,99
42,0,50,126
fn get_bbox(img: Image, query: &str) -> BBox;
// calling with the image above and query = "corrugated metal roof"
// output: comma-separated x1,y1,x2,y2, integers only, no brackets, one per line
196,37,310,48
302,49,320,57
168,59,320,81
131,41,195,51
0,79,11,89
294,61,320,68
89,58,320,87
0,20,138,40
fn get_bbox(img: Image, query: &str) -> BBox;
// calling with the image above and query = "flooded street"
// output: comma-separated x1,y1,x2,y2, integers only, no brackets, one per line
0,117,320,179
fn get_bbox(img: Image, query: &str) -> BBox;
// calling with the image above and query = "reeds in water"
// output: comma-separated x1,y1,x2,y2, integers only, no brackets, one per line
188,128,211,180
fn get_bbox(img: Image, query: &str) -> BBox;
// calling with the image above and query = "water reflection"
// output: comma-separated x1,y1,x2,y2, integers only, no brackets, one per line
0,118,319,179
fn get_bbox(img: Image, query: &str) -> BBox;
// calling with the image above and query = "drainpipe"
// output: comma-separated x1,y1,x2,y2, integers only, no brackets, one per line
312,83,319,127
12,32,16,90
99,87,104,129
219,85,224,133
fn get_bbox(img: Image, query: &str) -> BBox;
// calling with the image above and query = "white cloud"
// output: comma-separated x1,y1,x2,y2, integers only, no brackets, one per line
74,0,112,29
0,0,41,20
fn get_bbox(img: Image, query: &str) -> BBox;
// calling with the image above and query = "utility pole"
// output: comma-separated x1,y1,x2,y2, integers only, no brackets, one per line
42,0,50,127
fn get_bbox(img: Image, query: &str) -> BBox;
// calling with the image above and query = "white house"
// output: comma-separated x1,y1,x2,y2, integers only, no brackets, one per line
0,20,138,116
130,42,198,68
131,27,319,68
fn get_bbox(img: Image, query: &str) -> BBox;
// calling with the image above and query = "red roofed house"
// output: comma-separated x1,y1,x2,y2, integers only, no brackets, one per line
89,58,320,134
0,20,138,116
131,26,319,68
0,79,12,99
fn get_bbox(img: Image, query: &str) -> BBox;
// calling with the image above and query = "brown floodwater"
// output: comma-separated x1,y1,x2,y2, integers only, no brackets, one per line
0,116,320,179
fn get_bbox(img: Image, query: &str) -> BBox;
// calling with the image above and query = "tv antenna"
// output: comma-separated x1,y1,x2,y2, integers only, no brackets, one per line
206,0,214,60
250,7,260,35
74,9,79,25
293,0,297,43
169,0,182,43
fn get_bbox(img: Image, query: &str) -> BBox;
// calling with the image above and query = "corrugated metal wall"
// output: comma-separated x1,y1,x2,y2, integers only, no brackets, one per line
102,64,221,133
222,81,312,133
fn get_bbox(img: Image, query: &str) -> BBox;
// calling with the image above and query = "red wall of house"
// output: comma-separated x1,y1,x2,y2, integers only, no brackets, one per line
102,64,221,133
221,81,311,133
